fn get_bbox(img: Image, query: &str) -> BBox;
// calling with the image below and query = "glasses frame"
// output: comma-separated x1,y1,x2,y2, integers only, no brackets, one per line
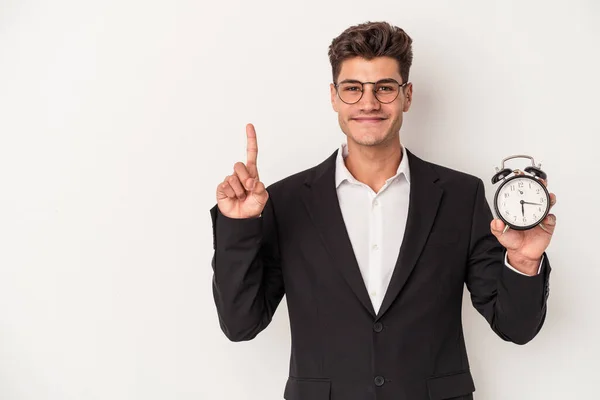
334,79,409,104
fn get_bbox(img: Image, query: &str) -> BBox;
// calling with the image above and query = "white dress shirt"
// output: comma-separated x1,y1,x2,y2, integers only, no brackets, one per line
334,141,542,315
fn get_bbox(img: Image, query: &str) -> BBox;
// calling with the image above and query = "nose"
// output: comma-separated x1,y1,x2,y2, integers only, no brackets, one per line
357,84,381,111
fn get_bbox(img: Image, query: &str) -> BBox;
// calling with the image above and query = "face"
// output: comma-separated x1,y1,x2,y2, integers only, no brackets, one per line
330,56,412,147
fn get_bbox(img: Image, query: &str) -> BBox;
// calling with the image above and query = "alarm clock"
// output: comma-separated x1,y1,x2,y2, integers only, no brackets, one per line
491,155,550,231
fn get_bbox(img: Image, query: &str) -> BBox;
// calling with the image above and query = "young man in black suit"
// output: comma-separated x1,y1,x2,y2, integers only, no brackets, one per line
210,21,557,400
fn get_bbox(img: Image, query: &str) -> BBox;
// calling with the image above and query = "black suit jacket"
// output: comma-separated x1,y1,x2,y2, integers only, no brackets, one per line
210,148,551,400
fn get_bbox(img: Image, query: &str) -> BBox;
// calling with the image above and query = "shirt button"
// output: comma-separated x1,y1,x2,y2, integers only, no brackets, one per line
372,244,378,250
374,376,385,386
373,322,383,332
370,291,376,297
374,200,379,206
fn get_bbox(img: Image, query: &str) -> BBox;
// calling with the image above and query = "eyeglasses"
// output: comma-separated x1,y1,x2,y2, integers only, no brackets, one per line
334,79,409,104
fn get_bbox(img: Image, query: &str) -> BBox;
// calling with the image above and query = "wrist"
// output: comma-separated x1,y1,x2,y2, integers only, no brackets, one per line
506,250,541,275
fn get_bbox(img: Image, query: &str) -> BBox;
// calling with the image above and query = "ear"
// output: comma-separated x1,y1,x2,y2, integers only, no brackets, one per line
402,83,413,112
330,83,339,112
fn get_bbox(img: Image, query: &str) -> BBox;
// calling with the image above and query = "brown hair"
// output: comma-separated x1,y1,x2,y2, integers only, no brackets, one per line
328,21,413,84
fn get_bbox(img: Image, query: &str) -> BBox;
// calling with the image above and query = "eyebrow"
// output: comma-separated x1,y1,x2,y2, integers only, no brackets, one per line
337,78,400,84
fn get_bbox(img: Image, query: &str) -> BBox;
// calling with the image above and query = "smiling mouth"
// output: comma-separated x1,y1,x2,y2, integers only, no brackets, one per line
353,118,386,123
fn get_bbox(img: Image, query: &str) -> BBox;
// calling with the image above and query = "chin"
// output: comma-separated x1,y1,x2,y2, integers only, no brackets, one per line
349,132,388,147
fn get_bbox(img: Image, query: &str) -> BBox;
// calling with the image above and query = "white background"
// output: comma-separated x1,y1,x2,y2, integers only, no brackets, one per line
1,0,598,399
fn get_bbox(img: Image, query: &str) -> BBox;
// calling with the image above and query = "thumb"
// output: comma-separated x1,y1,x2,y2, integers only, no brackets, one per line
490,218,505,236
251,180,268,207
251,179,266,198
538,214,556,235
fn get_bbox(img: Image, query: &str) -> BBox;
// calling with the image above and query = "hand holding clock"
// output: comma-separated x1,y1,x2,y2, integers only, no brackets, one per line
490,171,557,275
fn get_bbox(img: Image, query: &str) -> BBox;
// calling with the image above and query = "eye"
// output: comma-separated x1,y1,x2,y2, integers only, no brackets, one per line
343,85,361,92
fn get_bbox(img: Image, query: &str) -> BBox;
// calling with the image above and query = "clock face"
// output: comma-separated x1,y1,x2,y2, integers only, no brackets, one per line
494,175,550,230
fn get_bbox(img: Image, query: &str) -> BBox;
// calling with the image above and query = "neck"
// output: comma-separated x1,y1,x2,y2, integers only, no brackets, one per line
343,137,403,193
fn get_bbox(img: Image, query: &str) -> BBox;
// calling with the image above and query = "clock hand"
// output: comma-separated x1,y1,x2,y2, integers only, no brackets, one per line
522,202,525,217
522,201,542,206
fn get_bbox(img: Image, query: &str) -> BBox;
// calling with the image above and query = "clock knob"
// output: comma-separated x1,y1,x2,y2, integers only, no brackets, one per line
491,168,512,184
524,166,547,180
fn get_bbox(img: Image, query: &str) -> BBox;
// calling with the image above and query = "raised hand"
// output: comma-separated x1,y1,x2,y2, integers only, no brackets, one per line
216,123,269,219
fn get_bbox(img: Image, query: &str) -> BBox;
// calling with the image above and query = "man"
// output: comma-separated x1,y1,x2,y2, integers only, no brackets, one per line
210,21,556,400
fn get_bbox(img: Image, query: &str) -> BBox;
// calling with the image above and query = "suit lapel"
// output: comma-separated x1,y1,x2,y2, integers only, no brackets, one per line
376,149,442,319
300,148,443,321
301,150,377,318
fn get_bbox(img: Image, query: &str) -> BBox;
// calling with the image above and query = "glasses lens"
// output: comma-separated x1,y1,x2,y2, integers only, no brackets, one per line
337,82,363,104
374,81,399,103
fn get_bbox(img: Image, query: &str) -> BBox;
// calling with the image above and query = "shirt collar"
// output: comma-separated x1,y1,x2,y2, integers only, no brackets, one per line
335,141,411,188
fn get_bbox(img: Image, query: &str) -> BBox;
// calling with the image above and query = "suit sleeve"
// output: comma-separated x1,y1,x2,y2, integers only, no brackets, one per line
209,193,285,342
465,178,552,345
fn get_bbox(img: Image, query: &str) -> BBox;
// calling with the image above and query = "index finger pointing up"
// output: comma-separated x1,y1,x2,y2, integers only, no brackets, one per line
246,123,258,176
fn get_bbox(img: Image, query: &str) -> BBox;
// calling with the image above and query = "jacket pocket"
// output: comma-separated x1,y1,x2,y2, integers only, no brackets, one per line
283,376,331,400
426,370,475,400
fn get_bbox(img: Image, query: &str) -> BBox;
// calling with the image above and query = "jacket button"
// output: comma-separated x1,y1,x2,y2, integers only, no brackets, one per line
374,376,385,386
373,322,383,332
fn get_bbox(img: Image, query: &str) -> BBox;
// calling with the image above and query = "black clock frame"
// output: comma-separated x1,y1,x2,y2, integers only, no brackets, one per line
493,174,551,231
